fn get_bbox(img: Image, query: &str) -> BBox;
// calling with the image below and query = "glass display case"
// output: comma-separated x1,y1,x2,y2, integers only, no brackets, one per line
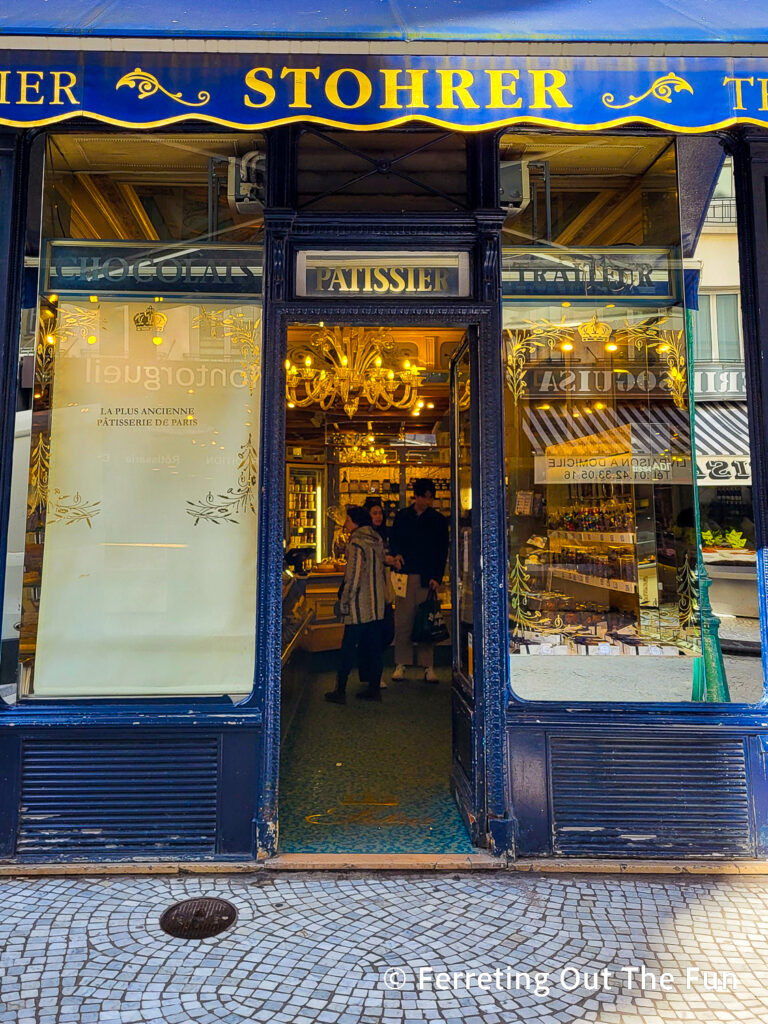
286,465,323,561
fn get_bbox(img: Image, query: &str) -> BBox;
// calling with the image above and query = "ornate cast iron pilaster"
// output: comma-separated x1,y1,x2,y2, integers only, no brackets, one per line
263,210,294,305
475,210,505,304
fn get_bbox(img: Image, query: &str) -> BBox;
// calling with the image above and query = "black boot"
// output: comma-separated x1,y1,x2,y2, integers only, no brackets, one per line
355,686,382,701
325,688,346,704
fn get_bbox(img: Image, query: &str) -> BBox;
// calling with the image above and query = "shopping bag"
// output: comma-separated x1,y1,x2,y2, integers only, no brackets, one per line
411,592,450,645
390,570,408,599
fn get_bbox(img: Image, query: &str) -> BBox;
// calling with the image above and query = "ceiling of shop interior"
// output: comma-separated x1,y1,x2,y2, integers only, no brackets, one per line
47,130,677,248
500,133,676,247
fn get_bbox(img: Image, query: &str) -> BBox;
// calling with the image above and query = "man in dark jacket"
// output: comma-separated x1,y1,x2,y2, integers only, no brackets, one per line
388,478,449,682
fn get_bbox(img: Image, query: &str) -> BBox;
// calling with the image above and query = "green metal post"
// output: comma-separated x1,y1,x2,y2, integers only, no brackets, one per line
686,305,730,701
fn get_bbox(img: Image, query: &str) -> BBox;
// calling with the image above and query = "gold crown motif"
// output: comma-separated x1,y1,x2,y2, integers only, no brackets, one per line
133,305,168,332
577,313,612,345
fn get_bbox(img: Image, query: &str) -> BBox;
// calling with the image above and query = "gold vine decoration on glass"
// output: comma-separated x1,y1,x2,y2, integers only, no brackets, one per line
524,315,573,351
116,68,211,107
659,329,688,410
613,314,669,352
676,553,699,631
34,336,55,389
602,72,694,110
509,554,542,628
187,434,258,525
504,314,688,408
56,305,99,345
39,303,99,357
503,329,543,407
27,434,50,517
193,307,262,395
47,490,101,528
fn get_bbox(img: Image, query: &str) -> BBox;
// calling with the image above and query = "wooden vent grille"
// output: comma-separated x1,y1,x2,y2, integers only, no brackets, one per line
18,737,219,858
550,736,753,858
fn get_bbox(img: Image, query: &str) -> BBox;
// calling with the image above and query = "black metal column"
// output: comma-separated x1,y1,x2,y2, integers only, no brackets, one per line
732,130,768,676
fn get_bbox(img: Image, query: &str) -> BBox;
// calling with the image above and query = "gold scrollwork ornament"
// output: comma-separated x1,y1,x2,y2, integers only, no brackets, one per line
603,72,694,110
47,490,101,528
116,68,211,108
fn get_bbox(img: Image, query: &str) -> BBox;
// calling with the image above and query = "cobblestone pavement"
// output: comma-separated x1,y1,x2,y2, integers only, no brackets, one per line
2,872,768,1024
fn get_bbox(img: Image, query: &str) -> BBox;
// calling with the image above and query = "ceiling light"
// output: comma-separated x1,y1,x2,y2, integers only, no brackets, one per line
285,325,424,419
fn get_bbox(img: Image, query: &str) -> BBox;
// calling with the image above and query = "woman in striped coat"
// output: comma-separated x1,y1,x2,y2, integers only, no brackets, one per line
325,505,387,704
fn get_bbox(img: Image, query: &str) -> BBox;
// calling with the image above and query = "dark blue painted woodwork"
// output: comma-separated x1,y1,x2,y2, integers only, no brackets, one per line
732,131,768,685
0,710,261,859
0,132,24,716
0,122,767,861
549,736,753,857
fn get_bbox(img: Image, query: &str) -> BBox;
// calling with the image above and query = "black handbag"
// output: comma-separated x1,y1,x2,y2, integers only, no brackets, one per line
382,603,395,647
411,592,450,645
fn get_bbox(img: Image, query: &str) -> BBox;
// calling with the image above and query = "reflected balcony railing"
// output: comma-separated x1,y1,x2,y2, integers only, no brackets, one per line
704,197,737,224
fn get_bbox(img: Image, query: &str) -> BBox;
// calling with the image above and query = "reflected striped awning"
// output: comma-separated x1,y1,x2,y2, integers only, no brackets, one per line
693,402,750,456
522,400,750,459
522,402,692,456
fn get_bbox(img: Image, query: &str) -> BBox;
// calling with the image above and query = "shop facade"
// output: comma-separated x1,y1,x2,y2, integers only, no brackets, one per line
1,12,768,862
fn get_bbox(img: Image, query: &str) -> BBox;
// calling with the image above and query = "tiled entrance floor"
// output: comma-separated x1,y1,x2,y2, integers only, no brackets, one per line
279,669,473,854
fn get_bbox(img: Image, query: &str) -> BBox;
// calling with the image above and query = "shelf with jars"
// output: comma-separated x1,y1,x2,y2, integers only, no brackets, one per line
546,496,638,593
336,464,452,516
337,464,401,516
286,465,322,552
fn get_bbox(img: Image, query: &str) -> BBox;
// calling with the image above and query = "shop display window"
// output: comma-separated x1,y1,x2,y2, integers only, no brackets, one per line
3,134,264,697
501,133,764,703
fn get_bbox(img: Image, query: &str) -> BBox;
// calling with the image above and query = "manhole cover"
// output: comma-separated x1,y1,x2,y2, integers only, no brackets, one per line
159,897,237,939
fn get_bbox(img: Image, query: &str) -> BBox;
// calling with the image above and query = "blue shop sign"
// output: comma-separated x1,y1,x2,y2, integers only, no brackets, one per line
3,52,768,131
43,242,263,298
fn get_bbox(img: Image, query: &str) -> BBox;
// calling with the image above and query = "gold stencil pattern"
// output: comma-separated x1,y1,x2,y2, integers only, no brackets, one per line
47,490,101,528
503,329,543,407
509,555,542,628
187,434,259,525
660,329,688,410
193,307,262,395
27,434,50,518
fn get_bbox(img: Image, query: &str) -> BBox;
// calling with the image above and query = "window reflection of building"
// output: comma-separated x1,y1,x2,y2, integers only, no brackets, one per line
501,134,710,701
691,159,758,625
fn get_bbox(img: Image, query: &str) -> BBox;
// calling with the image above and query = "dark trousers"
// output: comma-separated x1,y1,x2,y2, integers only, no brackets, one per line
337,620,384,693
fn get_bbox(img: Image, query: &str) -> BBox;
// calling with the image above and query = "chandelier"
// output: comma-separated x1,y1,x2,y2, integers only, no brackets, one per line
332,431,392,465
285,325,424,418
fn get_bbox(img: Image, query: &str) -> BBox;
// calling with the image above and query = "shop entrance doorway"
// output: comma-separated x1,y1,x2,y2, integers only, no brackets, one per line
279,323,479,853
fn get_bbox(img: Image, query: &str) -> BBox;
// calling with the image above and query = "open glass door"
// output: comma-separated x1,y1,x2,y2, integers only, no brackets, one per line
449,336,484,842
